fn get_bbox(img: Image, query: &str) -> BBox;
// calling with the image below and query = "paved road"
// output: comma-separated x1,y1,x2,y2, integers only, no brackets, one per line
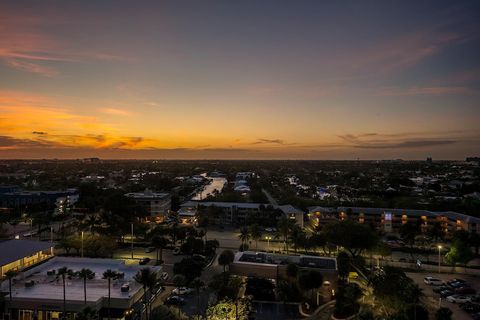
262,188,278,206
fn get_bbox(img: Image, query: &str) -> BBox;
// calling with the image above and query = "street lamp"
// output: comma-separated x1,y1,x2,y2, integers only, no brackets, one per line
438,245,442,273
81,231,84,257
131,223,134,259
265,236,272,252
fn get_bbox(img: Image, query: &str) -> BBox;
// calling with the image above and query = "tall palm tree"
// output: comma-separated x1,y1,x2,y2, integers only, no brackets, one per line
150,236,169,264
102,269,119,320
57,267,74,319
277,216,295,254
78,268,95,305
249,224,262,251
84,215,100,235
4,270,17,320
238,227,250,248
134,268,157,320
290,226,306,254
191,278,204,316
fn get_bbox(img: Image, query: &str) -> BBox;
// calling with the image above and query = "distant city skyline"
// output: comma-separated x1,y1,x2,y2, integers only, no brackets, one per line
1,1,479,160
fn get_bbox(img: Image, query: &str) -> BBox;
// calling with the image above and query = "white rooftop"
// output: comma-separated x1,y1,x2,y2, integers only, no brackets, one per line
2,257,161,303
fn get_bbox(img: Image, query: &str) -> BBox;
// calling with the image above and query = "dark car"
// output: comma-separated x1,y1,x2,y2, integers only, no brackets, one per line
449,281,466,289
165,296,185,306
139,257,151,265
456,287,476,295
448,278,466,285
460,302,480,313
433,285,450,293
440,290,455,298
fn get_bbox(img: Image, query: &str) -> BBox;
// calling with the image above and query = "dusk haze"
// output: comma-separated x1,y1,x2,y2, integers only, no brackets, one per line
1,0,479,160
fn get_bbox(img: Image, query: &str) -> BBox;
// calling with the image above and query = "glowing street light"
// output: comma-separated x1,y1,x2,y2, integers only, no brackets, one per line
81,231,84,257
438,245,442,273
265,236,272,252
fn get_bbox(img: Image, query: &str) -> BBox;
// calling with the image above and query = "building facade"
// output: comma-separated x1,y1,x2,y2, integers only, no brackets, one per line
125,189,171,223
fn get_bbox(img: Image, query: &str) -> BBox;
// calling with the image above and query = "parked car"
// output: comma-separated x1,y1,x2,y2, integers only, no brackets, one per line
447,278,466,285
139,257,151,265
161,272,169,281
449,281,466,289
165,296,185,306
440,290,455,298
172,247,181,255
456,287,476,295
433,285,450,293
446,295,472,303
460,302,480,313
172,287,193,295
145,247,155,253
424,277,444,286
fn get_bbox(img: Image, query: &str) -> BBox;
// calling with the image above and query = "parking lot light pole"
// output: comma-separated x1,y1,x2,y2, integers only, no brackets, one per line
131,223,134,259
266,236,271,252
438,245,442,273
81,231,84,257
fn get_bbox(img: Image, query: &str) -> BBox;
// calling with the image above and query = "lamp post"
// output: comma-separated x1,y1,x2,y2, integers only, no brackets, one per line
81,231,84,257
438,245,442,273
266,236,271,252
131,223,134,259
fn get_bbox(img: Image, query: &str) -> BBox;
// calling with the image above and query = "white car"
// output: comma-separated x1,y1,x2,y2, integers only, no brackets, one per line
161,272,169,281
446,295,471,303
424,277,444,286
172,287,193,295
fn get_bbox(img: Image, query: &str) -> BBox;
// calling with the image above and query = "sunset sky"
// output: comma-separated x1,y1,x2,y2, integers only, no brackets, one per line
1,1,479,160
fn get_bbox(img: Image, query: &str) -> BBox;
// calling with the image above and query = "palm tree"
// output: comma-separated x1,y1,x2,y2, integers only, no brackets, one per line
84,215,100,234
134,268,157,320
150,236,169,264
249,224,262,251
76,307,98,320
408,283,423,320
57,267,74,319
4,270,17,320
191,278,205,315
277,216,295,254
102,269,119,320
218,249,235,273
238,227,250,248
290,226,306,254
78,268,95,305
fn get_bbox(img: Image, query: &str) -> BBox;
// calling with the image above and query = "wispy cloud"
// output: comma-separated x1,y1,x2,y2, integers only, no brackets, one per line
377,86,477,96
99,108,132,116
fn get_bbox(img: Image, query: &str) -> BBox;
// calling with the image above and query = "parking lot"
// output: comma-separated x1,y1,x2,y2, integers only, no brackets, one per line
407,272,480,320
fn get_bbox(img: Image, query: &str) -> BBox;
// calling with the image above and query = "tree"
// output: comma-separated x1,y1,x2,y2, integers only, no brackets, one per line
77,307,98,320
218,250,235,273
4,270,17,320
191,278,205,315
150,305,188,320
435,307,453,320
469,231,480,255
134,268,158,320
277,216,295,254
399,222,421,261
57,267,74,319
323,221,378,258
103,269,119,320
297,270,323,303
290,225,306,254
238,227,250,248
445,239,474,270
77,268,95,305
249,224,262,251
173,258,202,283
337,251,350,281
151,236,169,264
173,274,186,287
286,263,298,280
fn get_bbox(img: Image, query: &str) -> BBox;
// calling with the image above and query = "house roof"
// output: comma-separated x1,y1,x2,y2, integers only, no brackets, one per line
0,239,54,267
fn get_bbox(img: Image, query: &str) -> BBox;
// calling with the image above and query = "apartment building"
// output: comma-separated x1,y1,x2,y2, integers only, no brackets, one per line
125,189,171,222
308,206,480,234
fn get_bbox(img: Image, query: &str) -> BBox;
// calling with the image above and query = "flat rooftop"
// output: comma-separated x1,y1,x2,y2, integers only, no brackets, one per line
0,239,54,266
235,251,337,270
2,257,161,303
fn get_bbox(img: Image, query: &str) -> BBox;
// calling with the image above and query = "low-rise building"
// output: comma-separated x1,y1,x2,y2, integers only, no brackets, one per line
1,257,162,320
308,206,480,234
125,189,171,223
179,201,304,227
0,240,54,279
